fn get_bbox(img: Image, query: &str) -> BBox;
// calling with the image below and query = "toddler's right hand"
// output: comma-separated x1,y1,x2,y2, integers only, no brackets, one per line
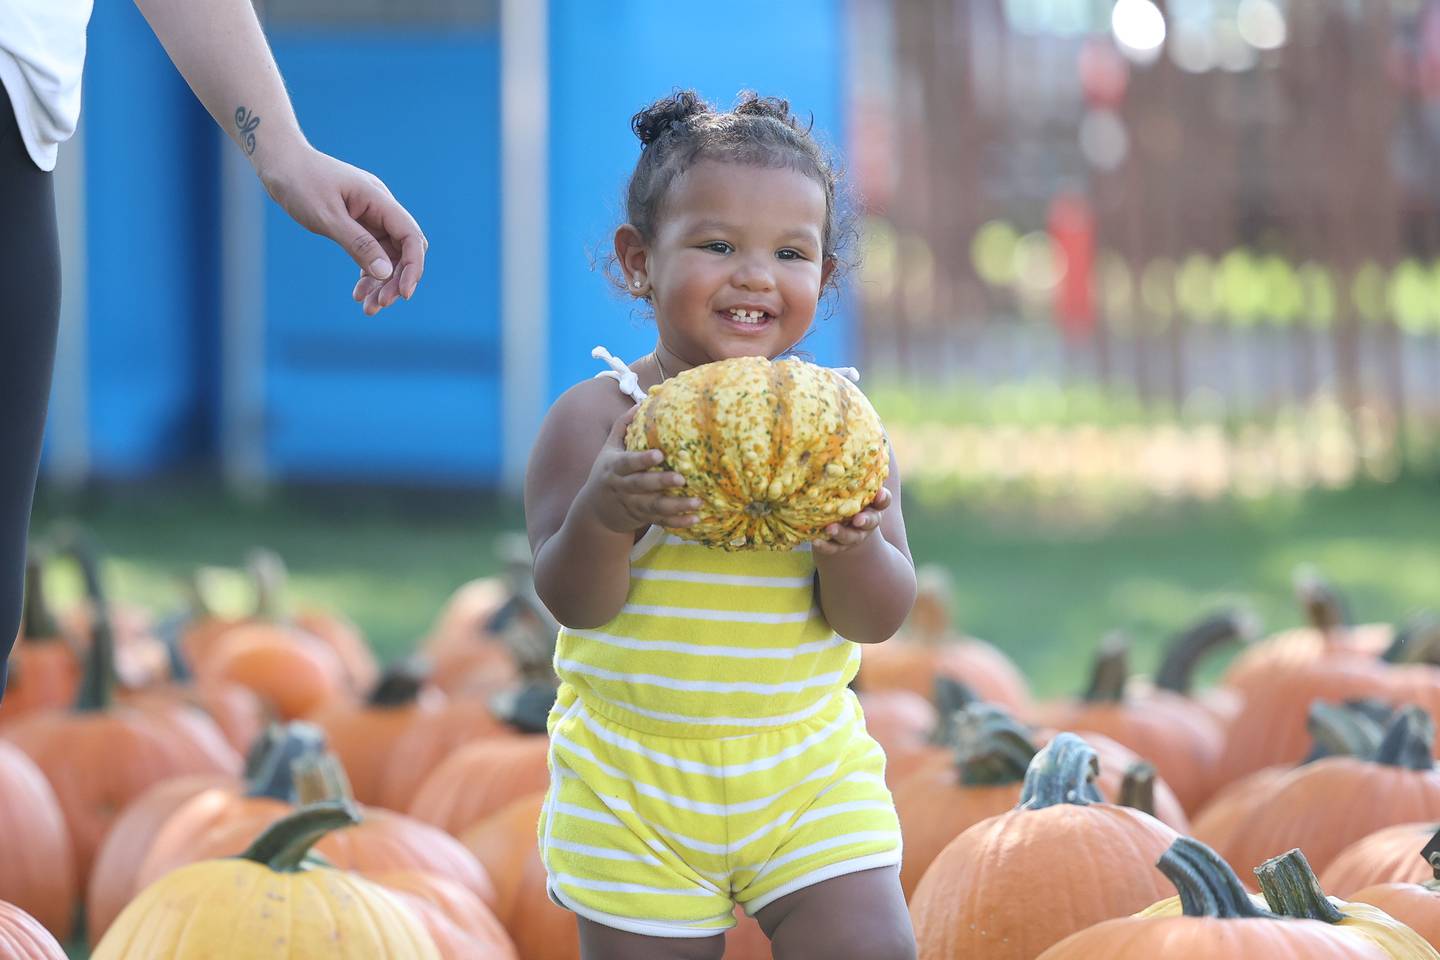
581,409,702,534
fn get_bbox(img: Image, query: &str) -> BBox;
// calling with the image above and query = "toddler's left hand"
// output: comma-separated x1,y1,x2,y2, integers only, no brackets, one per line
812,487,892,556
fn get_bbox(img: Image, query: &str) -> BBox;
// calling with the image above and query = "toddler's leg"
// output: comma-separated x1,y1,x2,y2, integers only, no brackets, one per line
754,865,915,960
577,917,726,960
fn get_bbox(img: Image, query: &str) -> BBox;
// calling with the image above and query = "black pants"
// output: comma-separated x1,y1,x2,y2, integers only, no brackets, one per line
0,89,62,697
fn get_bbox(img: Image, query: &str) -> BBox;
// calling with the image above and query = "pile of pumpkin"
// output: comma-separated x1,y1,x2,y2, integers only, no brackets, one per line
0,530,598,959
5,522,1440,959
857,566,1440,957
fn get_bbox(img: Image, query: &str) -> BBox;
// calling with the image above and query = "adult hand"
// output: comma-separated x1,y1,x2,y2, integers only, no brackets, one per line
258,145,428,316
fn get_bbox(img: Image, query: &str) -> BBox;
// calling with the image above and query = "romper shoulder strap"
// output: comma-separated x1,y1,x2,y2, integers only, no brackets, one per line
592,346,646,404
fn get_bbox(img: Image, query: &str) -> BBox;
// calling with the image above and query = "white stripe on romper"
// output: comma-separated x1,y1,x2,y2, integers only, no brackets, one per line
567,628,847,660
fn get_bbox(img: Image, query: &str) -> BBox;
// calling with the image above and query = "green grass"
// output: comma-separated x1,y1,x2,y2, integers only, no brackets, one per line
29,473,1440,701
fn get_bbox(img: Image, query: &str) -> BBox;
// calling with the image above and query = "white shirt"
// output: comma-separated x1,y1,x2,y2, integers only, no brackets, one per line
0,0,95,171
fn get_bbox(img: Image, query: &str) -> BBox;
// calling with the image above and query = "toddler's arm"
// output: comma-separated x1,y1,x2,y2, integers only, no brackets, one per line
812,448,918,644
525,382,700,629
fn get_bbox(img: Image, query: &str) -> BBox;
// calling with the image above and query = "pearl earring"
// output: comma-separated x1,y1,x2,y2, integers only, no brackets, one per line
632,279,643,289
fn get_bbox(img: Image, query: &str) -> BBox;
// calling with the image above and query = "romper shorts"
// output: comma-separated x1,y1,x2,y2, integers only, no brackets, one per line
538,682,904,938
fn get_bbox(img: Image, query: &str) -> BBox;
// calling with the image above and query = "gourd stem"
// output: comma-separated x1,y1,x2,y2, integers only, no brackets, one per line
246,722,326,801
293,752,357,807
1018,733,1102,809
1119,762,1156,816
240,802,359,872
1154,611,1252,694
20,550,60,640
1157,837,1274,919
1374,707,1435,771
1303,701,1386,763
1255,849,1344,923
954,709,1038,786
367,659,428,708
1081,634,1129,704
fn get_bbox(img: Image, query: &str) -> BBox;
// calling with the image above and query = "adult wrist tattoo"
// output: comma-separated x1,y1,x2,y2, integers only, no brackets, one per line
234,106,261,155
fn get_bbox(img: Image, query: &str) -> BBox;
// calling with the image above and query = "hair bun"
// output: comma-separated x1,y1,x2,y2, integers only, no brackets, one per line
733,91,797,126
632,90,712,147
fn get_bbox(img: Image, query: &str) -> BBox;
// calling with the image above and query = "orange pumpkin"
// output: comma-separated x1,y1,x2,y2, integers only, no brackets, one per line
1324,823,1437,895
462,791,579,960
0,551,81,723
422,576,519,694
1140,609,1257,731
249,548,378,693
378,699,517,811
0,900,68,960
1034,634,1225,814
1037,838,1392,959
409,734,552,837
130,723,327,893
308,659,446,806
1,589,241,888
857,567,1031,714
0,741,74,941
367,871,517,960
292,752,497,909
908,734,1180,959
1351,877,1440,950
1210,707,1440,883
85,772,235,946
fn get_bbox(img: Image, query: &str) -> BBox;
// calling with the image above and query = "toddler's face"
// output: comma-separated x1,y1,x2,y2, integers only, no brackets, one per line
643,160,831,366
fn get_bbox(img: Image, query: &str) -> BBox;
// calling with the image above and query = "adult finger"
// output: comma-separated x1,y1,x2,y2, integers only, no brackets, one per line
354,191,427,298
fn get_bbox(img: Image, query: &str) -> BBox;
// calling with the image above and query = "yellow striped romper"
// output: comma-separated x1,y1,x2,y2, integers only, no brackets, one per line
537,355,903,939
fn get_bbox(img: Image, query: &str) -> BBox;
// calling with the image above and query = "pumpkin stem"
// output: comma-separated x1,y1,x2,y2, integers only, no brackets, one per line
1118,761,1156,816
1081,634,1128,704
1373,706,1435,771
1384,613,1440,665
1422,828,1440,887
239,801,360,873
1018,733,1103,809
1158,837,1275,919
246,722,327,801
248,548,290,622
491,680,558,734
1153,610,1255,694
1255,848,1344,924
59,529,116,713
20,548,61,641
952,706,1039,786
928,677,982,745
292,751,357,807
367,658,429,708
1303,700,1387,763
242,725,286,780
1294,566,1349,634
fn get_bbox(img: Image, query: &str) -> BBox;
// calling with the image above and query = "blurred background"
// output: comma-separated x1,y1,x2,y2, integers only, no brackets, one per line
27,0,1440,701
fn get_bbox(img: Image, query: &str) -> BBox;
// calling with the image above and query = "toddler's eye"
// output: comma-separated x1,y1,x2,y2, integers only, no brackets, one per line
703,241,733,254
776,248,805,261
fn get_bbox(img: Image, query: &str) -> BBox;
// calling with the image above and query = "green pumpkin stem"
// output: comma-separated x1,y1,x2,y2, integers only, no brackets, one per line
245,722,327,801
1294,567,1348,633
492,681,558,734
1255,848,1344,923
20,550,61,641
1119,761,1156,816
1018,733,1103,809
1159,838,1275,918
932,675,978,717
367,658,429,708
1154,611,1254,694
292,751,357,807
240,801,360,873
1081,634,1129,704
1373,707,1435,771
1423,827,1440,888
62,531,115,713
1303,700,1387,763
953,707,1039,786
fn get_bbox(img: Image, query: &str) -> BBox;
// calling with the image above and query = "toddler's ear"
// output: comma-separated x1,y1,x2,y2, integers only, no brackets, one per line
615,224,649,290
820,254,837,290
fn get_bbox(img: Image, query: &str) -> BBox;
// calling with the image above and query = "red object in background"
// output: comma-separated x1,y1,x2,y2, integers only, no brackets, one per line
1079,38,1129,109
1048,193,1096,340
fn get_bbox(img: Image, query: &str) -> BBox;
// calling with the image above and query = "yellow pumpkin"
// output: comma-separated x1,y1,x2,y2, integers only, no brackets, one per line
1142,847,1439,959
626,356,888,550
93,802,440,959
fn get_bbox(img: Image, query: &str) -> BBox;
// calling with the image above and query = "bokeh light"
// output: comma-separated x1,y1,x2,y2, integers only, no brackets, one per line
1111,0,1167,65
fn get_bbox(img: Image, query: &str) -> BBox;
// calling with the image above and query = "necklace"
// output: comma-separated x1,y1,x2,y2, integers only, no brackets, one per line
652,350,671,383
